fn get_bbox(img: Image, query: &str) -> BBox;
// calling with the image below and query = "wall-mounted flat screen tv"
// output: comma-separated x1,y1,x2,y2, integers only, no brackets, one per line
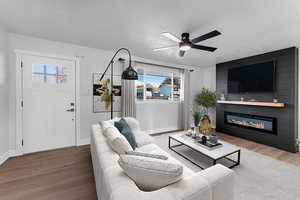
228,61,275,93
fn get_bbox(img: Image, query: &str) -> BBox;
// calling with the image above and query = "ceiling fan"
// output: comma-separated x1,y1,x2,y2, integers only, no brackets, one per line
153,30,221,57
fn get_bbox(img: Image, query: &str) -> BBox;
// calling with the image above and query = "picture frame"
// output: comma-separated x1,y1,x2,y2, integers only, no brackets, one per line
92,73,122,113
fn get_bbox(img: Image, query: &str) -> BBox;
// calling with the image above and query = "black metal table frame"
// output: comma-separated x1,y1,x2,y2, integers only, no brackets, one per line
168,136,241,170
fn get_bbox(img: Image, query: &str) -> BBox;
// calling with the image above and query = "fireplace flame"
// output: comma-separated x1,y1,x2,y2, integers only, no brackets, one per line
228,119,265,129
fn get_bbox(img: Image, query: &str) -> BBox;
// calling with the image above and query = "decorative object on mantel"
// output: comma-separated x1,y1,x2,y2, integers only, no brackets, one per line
220,93,226,101
217,100,285,108
94,48,138,118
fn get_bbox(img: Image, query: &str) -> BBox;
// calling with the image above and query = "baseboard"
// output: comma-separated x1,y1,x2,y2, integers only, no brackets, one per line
78,138,90,146
0,150,20,165
146,127,182,135
0,151,10,165
150,129,184,136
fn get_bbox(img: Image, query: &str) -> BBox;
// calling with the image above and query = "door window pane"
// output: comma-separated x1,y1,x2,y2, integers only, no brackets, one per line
32,74,45,83
33,64,45,73
32,64,67,84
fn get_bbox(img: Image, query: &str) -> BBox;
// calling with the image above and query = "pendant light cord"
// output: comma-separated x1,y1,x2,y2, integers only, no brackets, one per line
99,48,132,82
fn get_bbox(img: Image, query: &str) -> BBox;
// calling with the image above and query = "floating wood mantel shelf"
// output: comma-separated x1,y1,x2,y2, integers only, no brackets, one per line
217,100,285,108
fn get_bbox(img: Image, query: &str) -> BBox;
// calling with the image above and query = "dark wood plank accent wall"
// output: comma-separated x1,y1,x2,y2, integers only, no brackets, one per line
216,47,299,152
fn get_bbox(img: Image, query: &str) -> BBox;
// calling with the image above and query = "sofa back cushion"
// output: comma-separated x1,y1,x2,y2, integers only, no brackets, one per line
124,117,140,132
115,118,137,150
105,126,133,154
118,154,183,191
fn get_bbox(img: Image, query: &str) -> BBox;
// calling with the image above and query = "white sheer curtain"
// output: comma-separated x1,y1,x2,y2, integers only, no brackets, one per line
182,69,191,130
121,61,137,117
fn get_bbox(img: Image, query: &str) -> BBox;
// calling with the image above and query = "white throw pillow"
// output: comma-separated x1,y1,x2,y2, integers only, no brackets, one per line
118,155,183,191
124,117,140,131
100,121,114,135
100,117,122,136
105,126,133,154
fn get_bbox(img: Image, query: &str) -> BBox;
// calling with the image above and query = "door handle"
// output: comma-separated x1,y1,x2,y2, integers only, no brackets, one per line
66,108,75,112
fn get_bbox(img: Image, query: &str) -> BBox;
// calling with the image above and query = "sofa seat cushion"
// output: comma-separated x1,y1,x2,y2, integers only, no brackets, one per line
118,154,183,191
134,131,154,147
136,143,195,177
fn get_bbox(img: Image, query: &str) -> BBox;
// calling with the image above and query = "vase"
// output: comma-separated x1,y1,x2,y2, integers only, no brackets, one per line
200,115,212,136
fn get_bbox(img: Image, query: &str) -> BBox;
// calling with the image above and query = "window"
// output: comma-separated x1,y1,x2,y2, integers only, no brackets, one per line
136,67,183,101
32,64,67,84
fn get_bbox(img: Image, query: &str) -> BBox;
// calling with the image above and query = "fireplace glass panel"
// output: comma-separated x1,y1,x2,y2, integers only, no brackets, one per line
224,112,276,134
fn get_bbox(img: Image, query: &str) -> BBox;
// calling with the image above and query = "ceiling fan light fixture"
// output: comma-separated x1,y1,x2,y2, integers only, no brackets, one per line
179,42,191,51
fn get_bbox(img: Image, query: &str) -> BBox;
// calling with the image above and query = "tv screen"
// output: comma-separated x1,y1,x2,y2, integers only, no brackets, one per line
228,61,275,93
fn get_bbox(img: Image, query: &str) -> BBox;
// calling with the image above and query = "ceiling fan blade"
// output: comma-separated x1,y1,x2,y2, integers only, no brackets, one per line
161,32,181,43
153,45,178,51
191,44,217,52
191,30,221,44
179,50,185,57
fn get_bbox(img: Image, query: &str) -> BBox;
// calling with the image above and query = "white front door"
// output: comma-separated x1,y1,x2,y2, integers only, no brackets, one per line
22,55,76,154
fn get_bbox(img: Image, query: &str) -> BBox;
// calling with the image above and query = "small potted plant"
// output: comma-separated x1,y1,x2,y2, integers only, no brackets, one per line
194,88,216,120
194,88,216,136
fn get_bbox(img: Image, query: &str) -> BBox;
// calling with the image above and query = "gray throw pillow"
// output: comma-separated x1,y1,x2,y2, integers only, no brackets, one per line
115,118,137,150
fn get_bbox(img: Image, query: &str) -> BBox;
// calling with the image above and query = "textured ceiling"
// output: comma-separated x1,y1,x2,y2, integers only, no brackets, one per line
0,0,299,67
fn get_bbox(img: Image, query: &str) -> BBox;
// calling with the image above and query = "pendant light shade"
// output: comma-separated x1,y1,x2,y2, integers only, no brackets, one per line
122,66,138,80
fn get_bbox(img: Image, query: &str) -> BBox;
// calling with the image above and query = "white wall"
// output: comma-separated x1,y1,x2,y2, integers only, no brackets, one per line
190,66,217,127
7,34,213,152
0,27,10,161
137,101,181,134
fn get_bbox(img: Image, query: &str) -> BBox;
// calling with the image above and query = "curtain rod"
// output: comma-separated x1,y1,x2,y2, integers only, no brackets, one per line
118,58,194,72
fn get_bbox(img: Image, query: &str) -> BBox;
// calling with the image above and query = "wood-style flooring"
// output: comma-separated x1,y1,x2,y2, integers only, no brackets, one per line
0,133,299,200
0,145,97,200
218,132,300,167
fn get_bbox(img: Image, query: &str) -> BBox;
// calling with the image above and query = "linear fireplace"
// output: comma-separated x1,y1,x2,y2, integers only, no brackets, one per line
224,112,277,134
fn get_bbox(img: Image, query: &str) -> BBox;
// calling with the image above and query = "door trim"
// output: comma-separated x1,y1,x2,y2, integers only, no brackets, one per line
15,50,81,155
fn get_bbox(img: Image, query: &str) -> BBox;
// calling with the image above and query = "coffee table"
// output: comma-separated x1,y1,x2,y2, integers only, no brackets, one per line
168,133,241,169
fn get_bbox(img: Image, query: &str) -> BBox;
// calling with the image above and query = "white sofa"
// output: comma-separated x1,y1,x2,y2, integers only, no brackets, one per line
91,122,235,200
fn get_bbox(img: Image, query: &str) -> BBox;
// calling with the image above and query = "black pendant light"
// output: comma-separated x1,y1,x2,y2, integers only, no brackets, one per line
122,66,138,80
